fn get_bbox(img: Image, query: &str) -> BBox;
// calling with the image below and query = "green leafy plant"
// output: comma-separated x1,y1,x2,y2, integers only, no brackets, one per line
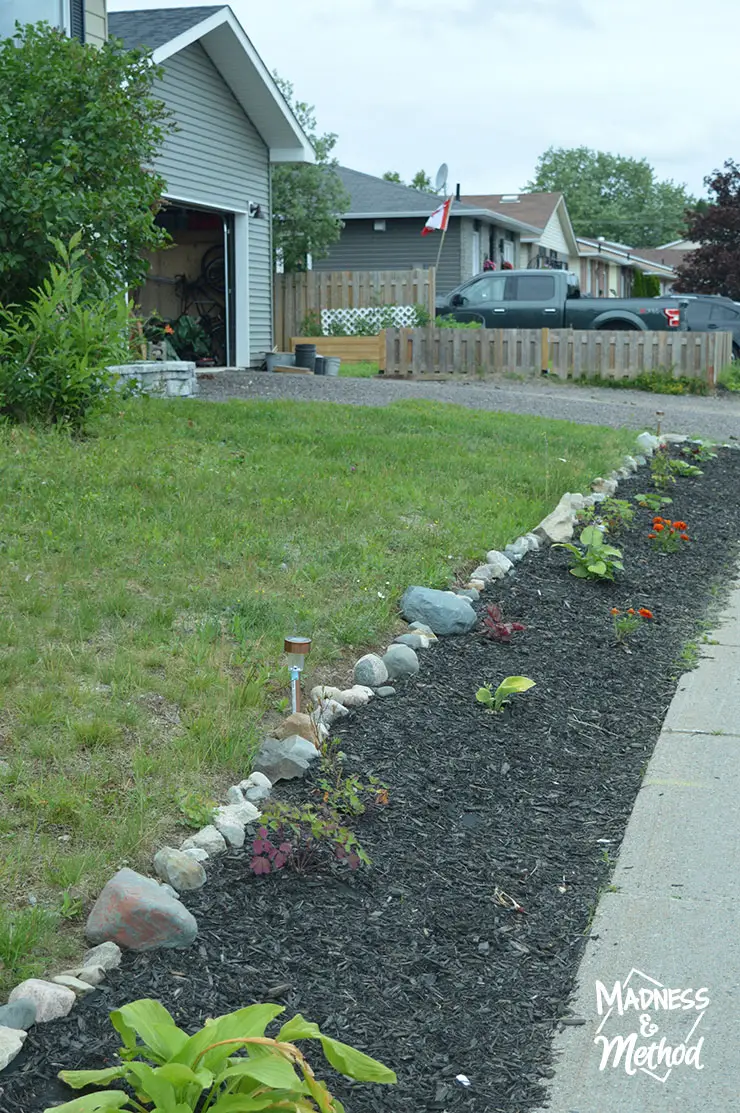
650,446,676,490
476,676,535,713
577,497,634,534
251,801,371,874
435,314,483,329
681,440,717,463
648,517,690,553
46,997,396,1113
611,606,654,644
58,889,84,921
668,457,703,477
412,303,432,326
170,314,211,360
0,233,131,428
635,492,673,512
554,525,624,580
298,309,323,337
316,761,389,819
178,791,217,830
718,362,740,392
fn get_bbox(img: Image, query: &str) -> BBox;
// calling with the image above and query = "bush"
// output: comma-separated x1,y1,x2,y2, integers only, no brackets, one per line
718,362,740,392
0,234,132,428
435,314,483,329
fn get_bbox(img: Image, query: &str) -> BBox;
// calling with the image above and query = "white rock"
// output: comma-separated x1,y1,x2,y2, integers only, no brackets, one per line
310,685,343,704
0,1026,26,1071
215,801,260,828
623,455,639,472
52,975,96,997
338,685,374,708
311,698,350,729
82,941,122,971
634,454,647,466
533,493,579,545
77,966,106,987
408,622,436,639
9,979,76,1023
522,532,540,551
590,477,618,495
484,551,514,578
470,563,496,583
467,579,486,591
214,818,244,847
636,431,660,455
239,771,273,805
182,846,209,863
226,784,246,806
180,824,227,857
661,433,688,444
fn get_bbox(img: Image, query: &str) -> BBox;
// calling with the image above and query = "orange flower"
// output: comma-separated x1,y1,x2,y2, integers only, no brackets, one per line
680,533,690,541
648,532,657,539
610,608,620,615
164,324,174,335
654,523,665,532
652,516,664,525
638,608,654,619
627,608,636,615
673,521,687,530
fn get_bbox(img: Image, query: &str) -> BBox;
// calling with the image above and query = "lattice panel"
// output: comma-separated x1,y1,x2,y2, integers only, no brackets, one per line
321,306,420,334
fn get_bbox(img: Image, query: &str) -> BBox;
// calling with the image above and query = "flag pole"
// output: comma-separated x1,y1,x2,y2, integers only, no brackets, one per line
434,195,453,271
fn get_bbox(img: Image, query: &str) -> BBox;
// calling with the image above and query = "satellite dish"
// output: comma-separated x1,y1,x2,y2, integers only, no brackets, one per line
434,162,449,193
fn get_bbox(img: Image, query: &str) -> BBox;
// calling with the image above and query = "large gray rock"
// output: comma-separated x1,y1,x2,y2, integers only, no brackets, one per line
252,735,319,783
153,847,207,892
636,431,660,455
382,644,420,681
400,586,476,636
180,825,227,857
0,1026,26,1071
9,980,76,1022
0,999,36,1032
85,868,198,952
469,564,497,583
338,685,374,708
353,653,388,687
533,492,580,544
504,537,530,564
484,551,514,578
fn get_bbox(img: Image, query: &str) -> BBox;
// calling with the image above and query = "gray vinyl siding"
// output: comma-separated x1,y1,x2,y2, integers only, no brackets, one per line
313,217,464,294
153,43,272,364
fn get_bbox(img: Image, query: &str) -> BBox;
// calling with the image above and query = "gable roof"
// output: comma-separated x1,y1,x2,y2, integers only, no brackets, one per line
462,190,579,255
109,6,313,163
336,167,540,233
576,237,678,277
633,245,692,269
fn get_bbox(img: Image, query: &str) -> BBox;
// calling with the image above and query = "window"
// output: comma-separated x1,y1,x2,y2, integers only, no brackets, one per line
0,0,82,40
461,275,506,305
514,275,556,301
710,303,740,322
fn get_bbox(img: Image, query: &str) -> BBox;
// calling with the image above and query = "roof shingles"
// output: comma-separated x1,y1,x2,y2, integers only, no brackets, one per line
108,6,226,51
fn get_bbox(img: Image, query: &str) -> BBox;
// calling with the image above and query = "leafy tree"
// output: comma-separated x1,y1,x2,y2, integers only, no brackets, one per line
0,23,170,306
271,75,349,272
632,271,660,297
674,161,740,299
382,170,403,183
525,146,695,247
410,170,433,192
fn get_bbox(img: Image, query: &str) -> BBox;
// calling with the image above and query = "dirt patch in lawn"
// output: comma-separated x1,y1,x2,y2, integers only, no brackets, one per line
2,449,739,1113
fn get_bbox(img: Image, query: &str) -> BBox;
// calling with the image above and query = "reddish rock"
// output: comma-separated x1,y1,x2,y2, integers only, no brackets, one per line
85,868,197,952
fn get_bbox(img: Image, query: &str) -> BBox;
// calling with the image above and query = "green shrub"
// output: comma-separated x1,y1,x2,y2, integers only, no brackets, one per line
435,314,483,329
718,362,740,392
577,370,709,396
0,233,131,428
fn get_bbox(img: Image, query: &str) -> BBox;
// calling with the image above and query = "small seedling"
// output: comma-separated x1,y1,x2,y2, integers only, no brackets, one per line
611,606,654,644
178,791,217,830
480,603,526,643
578,497,634,535
476,676,535,713
635,492,673,512
681,440,717,464
650,446,675,490
668,458,703,477
554,526,623,580
58,890,83,920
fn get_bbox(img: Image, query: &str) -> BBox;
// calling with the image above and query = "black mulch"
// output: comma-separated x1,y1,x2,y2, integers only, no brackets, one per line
3,449,740,1113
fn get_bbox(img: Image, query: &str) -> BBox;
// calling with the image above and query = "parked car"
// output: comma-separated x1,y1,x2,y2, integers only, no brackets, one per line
436,270,740,354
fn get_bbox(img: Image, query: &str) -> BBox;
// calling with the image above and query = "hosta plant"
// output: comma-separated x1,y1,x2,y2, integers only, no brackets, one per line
476,676,535,713
45,998,396,1113
554,526,623,580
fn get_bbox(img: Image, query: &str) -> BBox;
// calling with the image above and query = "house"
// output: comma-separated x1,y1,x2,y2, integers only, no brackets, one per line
576,238,678,297
312,167,541,294
462,191,580,273
2,0,314,367
106,6,314,367
0,0,106,46
633,241,696,275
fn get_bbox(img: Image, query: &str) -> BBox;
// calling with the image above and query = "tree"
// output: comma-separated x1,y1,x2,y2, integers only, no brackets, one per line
0,23,171,306
382,170,403,184
410,170,433,192
271,76,349,272
525,146,695,247
632,271,660,298
674,161,740,299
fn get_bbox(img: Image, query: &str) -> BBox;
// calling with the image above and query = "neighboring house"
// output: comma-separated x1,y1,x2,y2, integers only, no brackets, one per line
576,238,678,297
107,6,313,367
633,242,696,274
462,191,580,273
312,167,541,295
0,0,106,46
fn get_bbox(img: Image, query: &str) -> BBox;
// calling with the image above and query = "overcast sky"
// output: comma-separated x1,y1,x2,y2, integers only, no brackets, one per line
109,0,735,198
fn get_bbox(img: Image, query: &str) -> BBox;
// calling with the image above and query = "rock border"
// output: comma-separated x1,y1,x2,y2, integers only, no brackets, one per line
0,429,734,1070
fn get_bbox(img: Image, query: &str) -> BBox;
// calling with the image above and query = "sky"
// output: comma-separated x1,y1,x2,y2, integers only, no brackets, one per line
108,0,737,199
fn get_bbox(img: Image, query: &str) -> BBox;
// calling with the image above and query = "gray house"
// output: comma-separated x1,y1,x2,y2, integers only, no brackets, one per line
313,167,540,294
107,6,313,367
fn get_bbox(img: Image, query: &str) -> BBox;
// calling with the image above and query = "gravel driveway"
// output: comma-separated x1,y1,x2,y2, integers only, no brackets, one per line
197,371,740,442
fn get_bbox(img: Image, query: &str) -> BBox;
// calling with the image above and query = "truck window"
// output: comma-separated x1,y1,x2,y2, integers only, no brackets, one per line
514,275,556,301
460,275,507,305
710,303,740,322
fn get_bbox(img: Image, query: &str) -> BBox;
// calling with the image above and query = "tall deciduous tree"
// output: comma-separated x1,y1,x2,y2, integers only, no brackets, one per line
271,75,349,272
382,170,437,192
382,170,403,183
0,23,170,305
674,161,740,299
525,146,695,247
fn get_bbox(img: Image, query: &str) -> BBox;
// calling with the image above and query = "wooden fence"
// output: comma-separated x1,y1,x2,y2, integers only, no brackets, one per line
274,268,435,351
290,335,386,369
383,327,732,384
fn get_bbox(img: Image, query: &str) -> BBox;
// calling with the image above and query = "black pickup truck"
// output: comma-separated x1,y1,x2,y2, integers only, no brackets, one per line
436,270,740,355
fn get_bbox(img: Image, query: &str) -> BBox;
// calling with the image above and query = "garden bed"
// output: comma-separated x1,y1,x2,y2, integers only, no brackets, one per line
2,449,739,1113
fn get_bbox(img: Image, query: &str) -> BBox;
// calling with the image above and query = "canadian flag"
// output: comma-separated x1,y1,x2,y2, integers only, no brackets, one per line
422,197,452,236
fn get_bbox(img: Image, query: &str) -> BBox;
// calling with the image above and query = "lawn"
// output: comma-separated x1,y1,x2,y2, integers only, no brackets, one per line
0,397,633,990
338,360,379,377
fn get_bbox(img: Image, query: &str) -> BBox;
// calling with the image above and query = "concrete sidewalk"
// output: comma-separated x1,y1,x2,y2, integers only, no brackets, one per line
536,577,740,1112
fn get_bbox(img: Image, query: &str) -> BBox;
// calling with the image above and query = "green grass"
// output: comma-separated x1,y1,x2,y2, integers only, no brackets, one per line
0,397,633,988
717,362,740,392
338,361,379,378
572,370,710,396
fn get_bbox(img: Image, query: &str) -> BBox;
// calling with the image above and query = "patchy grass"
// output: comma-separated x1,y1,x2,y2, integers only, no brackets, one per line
571,369,710,396
717,362,740,392
0,398,633,988
338,360,380,378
